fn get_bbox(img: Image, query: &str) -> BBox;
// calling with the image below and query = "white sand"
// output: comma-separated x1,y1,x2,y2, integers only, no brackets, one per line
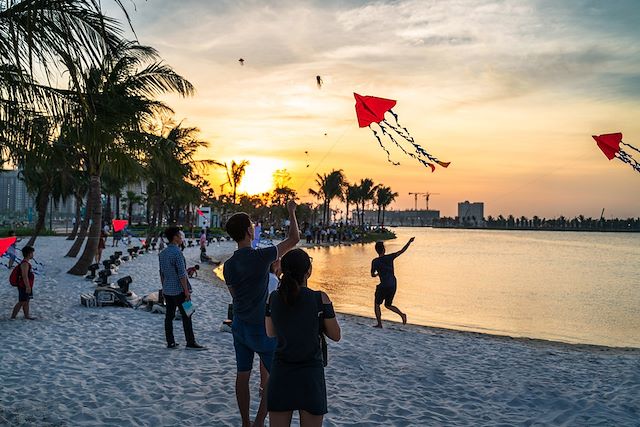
1,237,638,426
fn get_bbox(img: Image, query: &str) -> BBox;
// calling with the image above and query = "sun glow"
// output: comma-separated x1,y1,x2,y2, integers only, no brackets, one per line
236,157,287,195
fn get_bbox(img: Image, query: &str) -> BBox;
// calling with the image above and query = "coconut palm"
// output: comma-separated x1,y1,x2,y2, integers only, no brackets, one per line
354,178,378,227
63,42,194,275
122,190,143,224
375,186,398,226
308,169,345,224
222,160,249,205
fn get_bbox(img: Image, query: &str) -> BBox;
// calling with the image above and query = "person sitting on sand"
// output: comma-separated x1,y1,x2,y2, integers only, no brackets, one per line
265,248,341,426
11,246,36,320
187,264,200,278
223,200,300,427
371,237,415,328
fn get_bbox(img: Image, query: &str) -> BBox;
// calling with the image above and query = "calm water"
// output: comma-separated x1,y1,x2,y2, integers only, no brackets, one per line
306,228,640,348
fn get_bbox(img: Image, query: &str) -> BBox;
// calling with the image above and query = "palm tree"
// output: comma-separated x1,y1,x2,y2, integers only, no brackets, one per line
64,42,194,275
308,169,345,225
354,178,378,227
222,160,249,205
122,190,143,224
375,186,398,226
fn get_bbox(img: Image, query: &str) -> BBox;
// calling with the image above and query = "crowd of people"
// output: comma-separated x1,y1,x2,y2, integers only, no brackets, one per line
7,202,414,427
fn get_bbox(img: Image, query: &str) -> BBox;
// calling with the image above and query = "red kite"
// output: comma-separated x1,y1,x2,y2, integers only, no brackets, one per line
0,236,17,257
197,209,205,217
113,219,128,233
592,132,640,173
354,93,450,172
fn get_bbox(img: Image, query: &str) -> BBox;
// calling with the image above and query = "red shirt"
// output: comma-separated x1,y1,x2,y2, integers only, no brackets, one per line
19,260,35,288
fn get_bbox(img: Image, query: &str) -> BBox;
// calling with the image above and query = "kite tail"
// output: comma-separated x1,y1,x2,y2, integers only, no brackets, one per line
370,125,400,166
379,123,435,171
618,151,640,173
383,116,450,168
621,142,640,154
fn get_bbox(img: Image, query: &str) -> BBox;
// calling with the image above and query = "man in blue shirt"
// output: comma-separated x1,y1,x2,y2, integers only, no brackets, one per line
224,200,300,427
159,226,204,350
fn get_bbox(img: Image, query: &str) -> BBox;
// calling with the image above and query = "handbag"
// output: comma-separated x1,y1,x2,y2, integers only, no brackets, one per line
315,291,328,367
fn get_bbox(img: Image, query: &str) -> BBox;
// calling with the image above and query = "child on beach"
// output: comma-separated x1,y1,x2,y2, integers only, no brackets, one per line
187,264,200,278
11,246,36,320
265,248,341,426
371,237,415,328
223,200,300,427
7,230,21,268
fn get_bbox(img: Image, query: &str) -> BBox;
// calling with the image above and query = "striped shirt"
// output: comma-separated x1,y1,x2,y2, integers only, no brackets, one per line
159,244,187,296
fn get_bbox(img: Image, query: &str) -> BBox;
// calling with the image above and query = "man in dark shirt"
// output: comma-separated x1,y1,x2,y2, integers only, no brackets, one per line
223,200,300,427
371,237,415,328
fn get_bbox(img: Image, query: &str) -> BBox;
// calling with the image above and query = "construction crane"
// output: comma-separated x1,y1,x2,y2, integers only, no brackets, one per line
424,192,440,211
408,192,441,210
408,192,426,211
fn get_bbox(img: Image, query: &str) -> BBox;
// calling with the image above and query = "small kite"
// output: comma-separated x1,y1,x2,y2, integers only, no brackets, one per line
592,132,640,173
354,93,450,172
196,209,204,217
238,58,245,66
316,75,323,89
112,219,128,233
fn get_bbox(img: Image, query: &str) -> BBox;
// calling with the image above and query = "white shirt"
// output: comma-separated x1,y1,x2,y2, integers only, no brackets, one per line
268,273,279,294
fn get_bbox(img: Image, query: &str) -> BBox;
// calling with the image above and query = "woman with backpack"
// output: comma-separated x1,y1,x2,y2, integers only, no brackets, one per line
265,248,341,427
10,246,36,320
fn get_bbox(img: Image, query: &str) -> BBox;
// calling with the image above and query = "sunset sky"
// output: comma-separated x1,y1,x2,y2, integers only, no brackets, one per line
108,0,640,217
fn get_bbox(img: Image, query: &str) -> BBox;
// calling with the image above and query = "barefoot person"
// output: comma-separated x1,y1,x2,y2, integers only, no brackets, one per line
11,246,36,320
266,249,341,427
371,237,415,328
223,200,300,427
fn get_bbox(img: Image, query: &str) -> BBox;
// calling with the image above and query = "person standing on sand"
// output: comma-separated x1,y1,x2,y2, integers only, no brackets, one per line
371,237,415,328
223,200,300,427
11,246,36,320
96,228,107,263
7,230,21,268
159,226,205,350
265,248,341,427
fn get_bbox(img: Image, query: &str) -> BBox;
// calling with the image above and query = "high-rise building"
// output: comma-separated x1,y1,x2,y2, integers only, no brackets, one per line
458,201,484,226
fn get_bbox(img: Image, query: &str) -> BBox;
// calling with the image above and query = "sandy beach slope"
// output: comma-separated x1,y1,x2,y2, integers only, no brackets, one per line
1,237,638,426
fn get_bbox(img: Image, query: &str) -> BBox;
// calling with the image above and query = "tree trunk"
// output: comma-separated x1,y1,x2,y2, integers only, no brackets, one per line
345,201,349,225
377,205,381,225
67,195,82,240
115,192,120,219
26,189,50,247
68,175,102,275
66,190,93,257
128,203,133,225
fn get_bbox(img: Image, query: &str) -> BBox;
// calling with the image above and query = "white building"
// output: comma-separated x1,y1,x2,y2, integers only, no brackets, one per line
458,201,484,226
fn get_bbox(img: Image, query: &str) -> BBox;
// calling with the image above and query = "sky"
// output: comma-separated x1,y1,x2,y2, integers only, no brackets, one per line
107,0,640,218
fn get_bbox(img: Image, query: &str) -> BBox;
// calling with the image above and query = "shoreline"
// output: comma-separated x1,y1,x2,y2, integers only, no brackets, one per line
200,246,640,354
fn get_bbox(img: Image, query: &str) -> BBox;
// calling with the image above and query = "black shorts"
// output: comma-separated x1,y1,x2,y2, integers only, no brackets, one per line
18,286,33,302
375,285,396,306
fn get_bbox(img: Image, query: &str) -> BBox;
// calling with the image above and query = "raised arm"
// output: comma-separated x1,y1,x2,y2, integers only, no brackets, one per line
393,237,415,257
321,292,341,342
276,200,300,257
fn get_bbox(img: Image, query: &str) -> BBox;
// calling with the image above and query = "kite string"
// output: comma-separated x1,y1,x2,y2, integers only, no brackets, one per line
294,125,352,195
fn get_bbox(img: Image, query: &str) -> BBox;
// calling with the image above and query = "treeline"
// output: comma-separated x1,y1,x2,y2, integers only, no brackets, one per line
434,215,640,231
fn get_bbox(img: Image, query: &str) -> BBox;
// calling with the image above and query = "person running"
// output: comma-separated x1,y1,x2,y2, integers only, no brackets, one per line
266,249,341,427
159,226,205,350
223,200,300,427
371,237,415,328
11,246,36,320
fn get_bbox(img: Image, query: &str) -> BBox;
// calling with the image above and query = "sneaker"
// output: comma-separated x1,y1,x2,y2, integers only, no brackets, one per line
186,343,206,350
167,342,179,349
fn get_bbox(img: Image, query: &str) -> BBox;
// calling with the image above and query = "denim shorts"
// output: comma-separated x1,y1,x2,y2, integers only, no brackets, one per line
232,317,277,372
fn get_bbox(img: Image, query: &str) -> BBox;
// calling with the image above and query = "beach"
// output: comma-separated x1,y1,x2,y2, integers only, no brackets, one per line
1,237,639,426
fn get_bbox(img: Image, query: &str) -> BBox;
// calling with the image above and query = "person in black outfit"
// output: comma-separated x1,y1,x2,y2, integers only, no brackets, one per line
265,249,341,427
371,237,415,328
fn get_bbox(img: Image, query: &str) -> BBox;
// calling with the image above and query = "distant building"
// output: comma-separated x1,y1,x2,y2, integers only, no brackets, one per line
458,201,484,226
0,169,34,215
357,209,440,227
